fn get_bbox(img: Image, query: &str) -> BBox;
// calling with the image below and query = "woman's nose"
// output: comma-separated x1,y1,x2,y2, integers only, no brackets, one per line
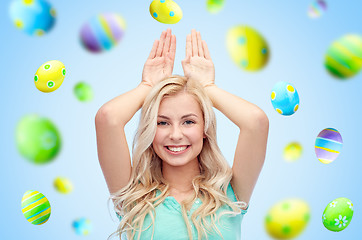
170,125,183,140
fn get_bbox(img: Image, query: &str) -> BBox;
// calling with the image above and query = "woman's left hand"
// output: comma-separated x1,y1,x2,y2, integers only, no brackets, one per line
181,29,215,88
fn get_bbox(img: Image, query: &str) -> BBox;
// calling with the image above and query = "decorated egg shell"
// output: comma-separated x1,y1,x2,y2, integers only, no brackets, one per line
271,82,299,116
34,60,65,93
74,82,94,102
9,0,56,36
150,0,183,24
265,198,310,239
226,25,269,71
325,34,362,79
315,128,342,164
80,13,126,53
54,177,73,194
283,142,303,162
308,0,327,18
322,197,353,232
21,190,51,225
16,114,61,164
73,218,92,235
206,0,225,14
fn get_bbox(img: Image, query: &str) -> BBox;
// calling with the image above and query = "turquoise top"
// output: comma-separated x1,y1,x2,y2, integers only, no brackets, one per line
117,183,247,240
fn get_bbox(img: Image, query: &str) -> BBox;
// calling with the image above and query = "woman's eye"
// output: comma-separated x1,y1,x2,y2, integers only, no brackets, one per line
184,120,195,125
157,121,167,125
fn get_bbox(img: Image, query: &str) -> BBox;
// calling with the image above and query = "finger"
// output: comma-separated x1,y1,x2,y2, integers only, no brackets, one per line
156,31,166,57
197,31,204,58
168,34,176,60
185,34,191,59
148,40,159,59
191,29,198,57
162,28,171,57
202,40,211,60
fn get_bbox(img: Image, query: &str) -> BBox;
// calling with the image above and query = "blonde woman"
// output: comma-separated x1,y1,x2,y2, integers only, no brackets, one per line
95,29,269,240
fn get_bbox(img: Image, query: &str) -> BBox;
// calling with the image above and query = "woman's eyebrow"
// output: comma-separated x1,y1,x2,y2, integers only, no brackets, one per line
157,114,198,119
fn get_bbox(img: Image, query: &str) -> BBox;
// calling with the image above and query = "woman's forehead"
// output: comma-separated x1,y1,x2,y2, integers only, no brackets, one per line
158,93,202,117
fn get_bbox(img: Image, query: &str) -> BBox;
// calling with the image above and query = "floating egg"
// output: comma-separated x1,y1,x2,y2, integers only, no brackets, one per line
80,13,126,53
9,0,56,36
325,34,362,79
16,114,61,164
284,142,303,162
265,198,310,239
271,82,299,116
206,0,225,14
308,0,327,18
322,197,353,232
54,177,73,194
74,82,94,102
34,60,66,93
226,25,269,71
21,190,51,225
73,218,92,235
149,0,183,24
315,128,343,164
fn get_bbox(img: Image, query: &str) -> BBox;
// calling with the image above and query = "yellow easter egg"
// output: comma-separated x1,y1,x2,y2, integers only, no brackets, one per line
226,25,269,71
34,60,66,92
149,0,182,24
54,176,73,194
284,142,303,162
265,198,310,239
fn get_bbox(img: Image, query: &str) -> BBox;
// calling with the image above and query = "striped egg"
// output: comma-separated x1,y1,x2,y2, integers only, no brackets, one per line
149,0,183,24
21,190,51,225
270,81,300,116
315,128,343,164
307,0,327,18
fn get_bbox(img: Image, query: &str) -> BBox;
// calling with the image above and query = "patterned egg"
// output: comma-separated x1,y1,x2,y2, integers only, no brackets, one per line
34,60,66,93
226,25,269,71
54,177,73,194
149,0,183,24
322,197,353,232
271,82,299,116
9,0,56,36
325,34,362,79
73,218,92,235
315,128,343,164
21,190,51,225
265,198,310,239
16,114,61,164
80,13,126,53
74,82,94,102
206,0,225,14
308,0,327,18
283,142,303,162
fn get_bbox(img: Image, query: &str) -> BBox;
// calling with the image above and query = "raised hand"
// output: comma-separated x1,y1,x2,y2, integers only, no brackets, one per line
181,29,215,88
141,28,176,87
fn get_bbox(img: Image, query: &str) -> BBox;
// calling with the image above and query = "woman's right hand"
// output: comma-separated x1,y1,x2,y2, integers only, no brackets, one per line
141,28,176,87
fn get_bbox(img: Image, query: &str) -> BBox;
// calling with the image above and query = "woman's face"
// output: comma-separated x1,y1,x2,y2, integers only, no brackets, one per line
152,92,205,168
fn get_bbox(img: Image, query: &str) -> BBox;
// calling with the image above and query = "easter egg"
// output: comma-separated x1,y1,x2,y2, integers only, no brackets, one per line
16,114,61,164
226,25,269,71
308,0,327,18
271,82,299,116
206,0,225,14
9,0,56,36
21,190,51,225
284,142,303,162
34,60,66,93
315,128,343,164
265,199,310,239
73,218,92,235
54,177,73,194
149,0,183,24
80,13,126,53
74,82,94,102
325,34,362,79
322,197,353,232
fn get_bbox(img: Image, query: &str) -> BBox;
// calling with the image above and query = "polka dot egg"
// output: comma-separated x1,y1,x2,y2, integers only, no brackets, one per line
21,190,51,225
226,25,269,71
149,0,183,24
323,197,353,232
34,60,65,93
271,81,299,116
315,128,343,164
73,218,92,235
308,0,327,18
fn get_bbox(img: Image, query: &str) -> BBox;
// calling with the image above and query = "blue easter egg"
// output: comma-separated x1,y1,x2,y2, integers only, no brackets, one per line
271,82,299,116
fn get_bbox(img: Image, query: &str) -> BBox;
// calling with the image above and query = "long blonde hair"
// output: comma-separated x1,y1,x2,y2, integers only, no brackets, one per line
110,76,246,240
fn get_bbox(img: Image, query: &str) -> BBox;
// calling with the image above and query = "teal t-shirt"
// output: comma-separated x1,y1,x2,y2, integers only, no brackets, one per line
117,183,247,240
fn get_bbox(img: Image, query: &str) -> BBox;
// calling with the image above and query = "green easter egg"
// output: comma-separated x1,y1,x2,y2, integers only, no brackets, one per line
322,197,354,232
74,82,94,102
21,190,51,225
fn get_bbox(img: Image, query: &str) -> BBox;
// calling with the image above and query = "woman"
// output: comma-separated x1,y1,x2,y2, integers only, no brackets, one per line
95,29,269,240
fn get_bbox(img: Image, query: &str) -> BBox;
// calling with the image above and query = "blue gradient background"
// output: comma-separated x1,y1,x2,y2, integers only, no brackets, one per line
1,0,361,239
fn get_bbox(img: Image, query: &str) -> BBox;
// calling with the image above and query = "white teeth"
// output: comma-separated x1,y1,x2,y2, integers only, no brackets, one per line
167,146,187,152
